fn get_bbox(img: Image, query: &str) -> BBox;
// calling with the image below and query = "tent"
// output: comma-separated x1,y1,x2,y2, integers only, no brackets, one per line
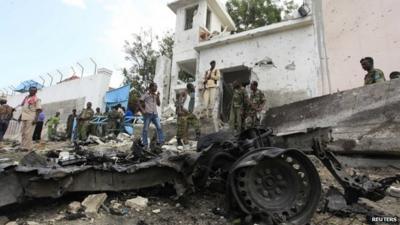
104,85,130,110
14,80,44,93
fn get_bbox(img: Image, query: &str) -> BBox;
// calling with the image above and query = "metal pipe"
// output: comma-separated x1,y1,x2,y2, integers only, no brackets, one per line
89,57,97,75
39,75,46,86
47,73,54,86
57,70,64,82
76,62,84,77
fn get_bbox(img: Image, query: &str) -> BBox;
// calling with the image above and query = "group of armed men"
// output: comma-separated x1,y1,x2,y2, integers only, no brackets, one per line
173,56,400,146
174,60,266,146
65,102,131,141
3,57,396,151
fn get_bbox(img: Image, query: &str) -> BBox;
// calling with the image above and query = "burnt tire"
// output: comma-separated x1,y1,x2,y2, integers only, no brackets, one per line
229,148,321,225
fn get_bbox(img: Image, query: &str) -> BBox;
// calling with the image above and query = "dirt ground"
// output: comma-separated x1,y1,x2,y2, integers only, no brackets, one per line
0,140,399,225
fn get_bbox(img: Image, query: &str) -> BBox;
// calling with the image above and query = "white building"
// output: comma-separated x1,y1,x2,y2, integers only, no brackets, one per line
161,0,322,123
158,0,400,124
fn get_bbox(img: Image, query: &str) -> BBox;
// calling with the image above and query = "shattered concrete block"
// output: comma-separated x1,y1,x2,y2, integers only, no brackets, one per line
26,222,40,225
358,198,397,216
87,135,105,145
152,209,161,214
82,193,108,215
0,216,9,225
59,152,70,161
162,145,179,152
68,201,82,214
125,196,148,210
167,137,177,145
5,222,17,225
117,133,131,142
386,186,400,198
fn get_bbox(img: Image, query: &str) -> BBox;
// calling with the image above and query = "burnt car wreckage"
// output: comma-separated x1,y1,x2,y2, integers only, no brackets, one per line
1,127,399,225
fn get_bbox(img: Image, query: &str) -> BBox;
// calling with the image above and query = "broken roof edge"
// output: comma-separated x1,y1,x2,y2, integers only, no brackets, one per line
168,0,236,31
168,0,198,13
194,16,313,51
207,0,236,31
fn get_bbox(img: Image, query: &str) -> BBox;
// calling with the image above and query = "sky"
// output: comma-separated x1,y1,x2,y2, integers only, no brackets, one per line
0,0,176,92
0,0,299,93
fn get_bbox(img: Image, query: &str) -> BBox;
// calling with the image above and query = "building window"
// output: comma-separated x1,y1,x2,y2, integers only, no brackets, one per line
185,5,198,30
206,9,212,30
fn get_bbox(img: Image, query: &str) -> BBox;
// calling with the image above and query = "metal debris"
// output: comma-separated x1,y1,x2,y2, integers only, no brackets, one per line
1,127,399,225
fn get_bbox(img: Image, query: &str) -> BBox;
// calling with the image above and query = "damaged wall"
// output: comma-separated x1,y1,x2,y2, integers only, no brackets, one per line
196,17,322,108
168,0,234,110
263,78,400,155
319,0,400,92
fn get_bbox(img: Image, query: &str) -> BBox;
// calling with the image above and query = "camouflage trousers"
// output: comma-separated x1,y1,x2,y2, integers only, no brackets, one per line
245,113,260,129
177,113,200,143
107,120,118,135
229,107,243,132
78,120,90,141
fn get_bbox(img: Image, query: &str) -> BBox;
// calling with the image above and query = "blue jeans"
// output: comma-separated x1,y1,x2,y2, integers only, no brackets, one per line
142,113,164,146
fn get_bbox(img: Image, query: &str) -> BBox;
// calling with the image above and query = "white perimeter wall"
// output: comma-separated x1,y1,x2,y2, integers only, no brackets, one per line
7,70,111,115
196,18,322,107
321,0,400,91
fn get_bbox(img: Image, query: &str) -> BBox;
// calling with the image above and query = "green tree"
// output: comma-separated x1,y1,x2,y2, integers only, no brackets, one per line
122,29,175,112
226,0,297,32
123,29,158,93
157,31,174,59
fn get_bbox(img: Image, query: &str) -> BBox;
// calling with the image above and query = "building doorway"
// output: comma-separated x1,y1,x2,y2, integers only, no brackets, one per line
220,66,251,123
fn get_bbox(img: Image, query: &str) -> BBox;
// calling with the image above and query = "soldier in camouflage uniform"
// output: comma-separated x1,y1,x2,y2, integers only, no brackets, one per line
246,81,266,128
176,83,200,146
229,80,248,133
107,106,122,135
78,102,94,140
361,57,386,85
90,107,103,136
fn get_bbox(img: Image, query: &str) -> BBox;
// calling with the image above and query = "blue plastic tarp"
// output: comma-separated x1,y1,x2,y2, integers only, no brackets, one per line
14,80,44,93
105,85,130,109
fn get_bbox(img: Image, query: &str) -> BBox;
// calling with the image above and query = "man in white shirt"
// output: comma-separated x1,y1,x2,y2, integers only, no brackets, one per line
19,86,42,151
202,60,220,118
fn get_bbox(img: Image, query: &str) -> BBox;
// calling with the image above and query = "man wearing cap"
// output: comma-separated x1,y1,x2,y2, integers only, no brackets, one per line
0,98,15,142
19,86,42,151
202,60,220,118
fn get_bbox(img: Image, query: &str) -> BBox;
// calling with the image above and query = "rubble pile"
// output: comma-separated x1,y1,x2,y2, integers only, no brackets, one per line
0,128,399,225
